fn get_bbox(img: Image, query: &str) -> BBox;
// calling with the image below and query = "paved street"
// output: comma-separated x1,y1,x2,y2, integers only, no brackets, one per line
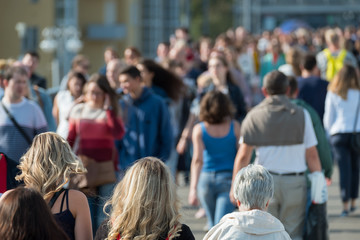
177,166,360,239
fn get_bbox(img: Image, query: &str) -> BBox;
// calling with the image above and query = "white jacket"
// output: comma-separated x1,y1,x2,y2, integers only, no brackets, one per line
203,210,292,240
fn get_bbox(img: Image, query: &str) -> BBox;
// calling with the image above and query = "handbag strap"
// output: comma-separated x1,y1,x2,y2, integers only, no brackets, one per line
1,101,32,144
354,92,360,134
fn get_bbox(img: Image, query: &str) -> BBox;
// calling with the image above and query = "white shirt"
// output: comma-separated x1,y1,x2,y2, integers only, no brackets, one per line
323,89,360,136
240,109,318,173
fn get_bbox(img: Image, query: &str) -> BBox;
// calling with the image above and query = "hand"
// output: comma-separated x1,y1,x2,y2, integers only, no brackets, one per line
176,138,187,155
188,189,199,206
326,177,332,186
104,94,111,110
74,95,85,104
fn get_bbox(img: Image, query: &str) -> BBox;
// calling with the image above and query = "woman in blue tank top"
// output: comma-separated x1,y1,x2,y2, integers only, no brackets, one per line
188,90,241,228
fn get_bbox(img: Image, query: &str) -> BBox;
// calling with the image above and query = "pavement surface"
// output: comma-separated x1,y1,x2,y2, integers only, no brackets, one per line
177,166,360,239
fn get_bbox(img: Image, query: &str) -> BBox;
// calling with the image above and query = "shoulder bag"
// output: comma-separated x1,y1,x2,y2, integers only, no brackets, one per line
1,101,32,144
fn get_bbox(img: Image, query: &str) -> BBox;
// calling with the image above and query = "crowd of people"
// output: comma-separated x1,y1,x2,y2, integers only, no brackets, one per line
0,24,360,240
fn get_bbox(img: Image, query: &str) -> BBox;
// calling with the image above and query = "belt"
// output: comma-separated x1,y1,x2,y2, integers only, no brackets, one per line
269,171,305,176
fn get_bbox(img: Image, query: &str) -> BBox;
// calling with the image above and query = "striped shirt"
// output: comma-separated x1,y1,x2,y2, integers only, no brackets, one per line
0,98,48,162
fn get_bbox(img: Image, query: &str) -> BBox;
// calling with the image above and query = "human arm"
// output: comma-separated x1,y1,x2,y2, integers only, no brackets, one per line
230,142,253,204
323,92,336,137
67,117,77,148
188,124,203,206
176,112,196,154
306,146,322,173
69,190,93,240
233,120,241,149
52,94,59,125
105,109,125,140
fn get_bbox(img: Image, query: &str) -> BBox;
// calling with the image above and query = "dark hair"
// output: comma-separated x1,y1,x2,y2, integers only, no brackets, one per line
139,59,185,101
120,65,141,79
301,54,317,71
287,76,298,96
86,74,119,115
199,90,235,124
263,70,288,95
25,51,40,60
66,71,87,90
0,187,69,240
4,66,28,81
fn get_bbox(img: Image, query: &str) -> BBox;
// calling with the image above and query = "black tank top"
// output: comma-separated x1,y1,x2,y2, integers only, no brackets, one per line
49,189,76,240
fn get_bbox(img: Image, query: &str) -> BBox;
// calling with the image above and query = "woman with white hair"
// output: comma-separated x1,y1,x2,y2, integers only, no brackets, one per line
203,164,291,240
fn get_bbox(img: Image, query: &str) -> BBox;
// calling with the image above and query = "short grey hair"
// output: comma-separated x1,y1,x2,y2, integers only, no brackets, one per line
233,164,274,210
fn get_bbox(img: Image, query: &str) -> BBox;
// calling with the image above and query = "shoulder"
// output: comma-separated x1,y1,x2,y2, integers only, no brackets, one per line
68,189,88,210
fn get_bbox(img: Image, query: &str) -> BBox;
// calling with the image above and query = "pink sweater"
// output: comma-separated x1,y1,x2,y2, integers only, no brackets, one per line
67,103,125,164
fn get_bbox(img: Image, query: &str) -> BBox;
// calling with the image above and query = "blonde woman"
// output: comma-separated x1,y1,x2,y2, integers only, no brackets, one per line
15,132,93,240
95,157,195,240
324,64,360,216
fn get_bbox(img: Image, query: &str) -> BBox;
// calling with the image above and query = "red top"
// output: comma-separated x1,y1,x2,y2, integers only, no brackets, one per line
0,154,8,193
67,104,125,169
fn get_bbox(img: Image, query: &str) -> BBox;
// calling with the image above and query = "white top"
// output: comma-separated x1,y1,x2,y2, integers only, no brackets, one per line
323,89,360,136
240,109,317,173
55,90,75,139
278,64,295,77
204,210,291,240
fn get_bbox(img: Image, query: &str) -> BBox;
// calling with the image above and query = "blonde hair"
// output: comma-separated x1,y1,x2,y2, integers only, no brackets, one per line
16,132,86,201
105,157,181,240
328,64,360,100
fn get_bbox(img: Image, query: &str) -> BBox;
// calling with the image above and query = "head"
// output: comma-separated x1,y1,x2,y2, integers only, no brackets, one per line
119,66,143,98
233,164,274,211
199,90,235,124
208,55,229,82
106,59,127,89
328,64,360,100
21,51,40,74
71,55,90,75
199,37,213,62
3,66,28,102
175,27,189,41
0,187,69,240
66,71,87,98
84,74,119,114
301,54,317,72
106,157,180,240
156,42,170,60
325,28,340,48
137,59,185,101
262,70,289,96
124,46,142,66
16,132,86,201
104,47,119,64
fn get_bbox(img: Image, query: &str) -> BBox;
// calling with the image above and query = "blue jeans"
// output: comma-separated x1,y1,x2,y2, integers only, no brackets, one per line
88,182,116,235
197,171,235,228
331,133,360,202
